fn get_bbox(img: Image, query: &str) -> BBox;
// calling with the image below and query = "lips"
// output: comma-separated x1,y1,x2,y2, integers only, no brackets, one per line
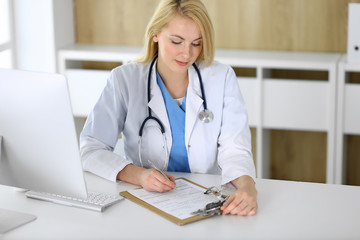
175,60,188,66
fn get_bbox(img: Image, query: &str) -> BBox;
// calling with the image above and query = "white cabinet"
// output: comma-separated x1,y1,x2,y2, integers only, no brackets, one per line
336,55,360,184
58,45,342,183
58,44,142,117
216,50,341,182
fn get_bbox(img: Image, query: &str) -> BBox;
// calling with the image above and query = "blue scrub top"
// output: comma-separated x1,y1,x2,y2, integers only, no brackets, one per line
156,71,190,173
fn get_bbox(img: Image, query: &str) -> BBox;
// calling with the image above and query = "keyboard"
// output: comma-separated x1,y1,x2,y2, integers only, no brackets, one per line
25,190,123,212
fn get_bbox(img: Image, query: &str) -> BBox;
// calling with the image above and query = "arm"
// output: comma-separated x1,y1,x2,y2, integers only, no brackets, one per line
80,68,131,181
217,65,258,215
81,67,175,192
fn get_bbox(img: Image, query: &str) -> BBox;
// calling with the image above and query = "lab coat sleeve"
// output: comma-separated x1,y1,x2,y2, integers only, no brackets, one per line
80,136,132,182
80,68,133,182
217,66,256,185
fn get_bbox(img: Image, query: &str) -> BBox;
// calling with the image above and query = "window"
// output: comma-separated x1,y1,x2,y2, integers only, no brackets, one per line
0,0,13,68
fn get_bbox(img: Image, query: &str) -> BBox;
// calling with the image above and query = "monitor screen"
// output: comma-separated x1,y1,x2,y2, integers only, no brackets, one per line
0,69,87,199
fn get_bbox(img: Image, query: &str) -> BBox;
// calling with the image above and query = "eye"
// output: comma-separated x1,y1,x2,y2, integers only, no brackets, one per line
192,42,202,47
171,40,182,45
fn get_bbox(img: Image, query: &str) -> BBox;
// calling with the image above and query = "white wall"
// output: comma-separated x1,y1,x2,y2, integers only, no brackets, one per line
12,0,74,72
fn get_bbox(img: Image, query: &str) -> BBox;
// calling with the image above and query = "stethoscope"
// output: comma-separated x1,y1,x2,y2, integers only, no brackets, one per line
138,56,214,169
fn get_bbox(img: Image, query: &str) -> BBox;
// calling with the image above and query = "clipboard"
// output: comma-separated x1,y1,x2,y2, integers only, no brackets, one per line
120,177,214,225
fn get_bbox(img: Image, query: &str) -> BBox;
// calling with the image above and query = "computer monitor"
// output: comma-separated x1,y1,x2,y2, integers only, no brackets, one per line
0,68,87,199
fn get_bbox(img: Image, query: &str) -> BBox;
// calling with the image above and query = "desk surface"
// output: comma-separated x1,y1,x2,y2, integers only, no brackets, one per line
1,172,360,240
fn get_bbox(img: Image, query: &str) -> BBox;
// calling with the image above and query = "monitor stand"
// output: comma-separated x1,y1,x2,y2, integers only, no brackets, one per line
0,136,37,234
0,208,37,234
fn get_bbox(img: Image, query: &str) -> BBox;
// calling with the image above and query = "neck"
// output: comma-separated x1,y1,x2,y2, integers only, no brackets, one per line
156,60,189,99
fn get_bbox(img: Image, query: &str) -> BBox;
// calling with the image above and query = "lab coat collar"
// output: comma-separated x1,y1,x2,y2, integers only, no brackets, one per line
147,60,171,137
147,60,204,151
185,64,204,148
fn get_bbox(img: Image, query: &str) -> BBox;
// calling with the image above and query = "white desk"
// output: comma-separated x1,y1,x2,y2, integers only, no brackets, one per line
1,172,360,240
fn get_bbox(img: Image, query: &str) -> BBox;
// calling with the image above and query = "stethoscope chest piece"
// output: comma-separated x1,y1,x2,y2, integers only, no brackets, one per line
199,109,214,123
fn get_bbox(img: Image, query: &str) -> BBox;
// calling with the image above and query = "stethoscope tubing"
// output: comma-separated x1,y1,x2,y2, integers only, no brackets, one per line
192,62,208,111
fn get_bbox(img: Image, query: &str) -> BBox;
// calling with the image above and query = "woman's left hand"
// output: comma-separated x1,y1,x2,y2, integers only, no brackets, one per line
220,175,258,216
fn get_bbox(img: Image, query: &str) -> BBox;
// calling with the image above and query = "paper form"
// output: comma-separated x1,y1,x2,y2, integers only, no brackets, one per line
127,179,221,220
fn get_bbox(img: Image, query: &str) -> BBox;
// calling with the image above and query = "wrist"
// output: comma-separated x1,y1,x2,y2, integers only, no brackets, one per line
231,175,256,192
117,164,146,185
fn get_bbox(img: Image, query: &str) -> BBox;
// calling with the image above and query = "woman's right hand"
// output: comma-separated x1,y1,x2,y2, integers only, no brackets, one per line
117,164,176,192
139,168,176,192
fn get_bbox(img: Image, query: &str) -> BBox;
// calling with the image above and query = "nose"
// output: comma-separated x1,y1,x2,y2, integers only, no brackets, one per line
181,43,191,60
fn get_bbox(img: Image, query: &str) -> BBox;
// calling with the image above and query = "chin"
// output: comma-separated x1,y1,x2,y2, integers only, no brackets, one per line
171,64,189,73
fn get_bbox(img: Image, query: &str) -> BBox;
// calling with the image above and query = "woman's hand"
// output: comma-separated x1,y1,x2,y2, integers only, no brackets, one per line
117,164,176,193
220,175,257,216
139,168,176,192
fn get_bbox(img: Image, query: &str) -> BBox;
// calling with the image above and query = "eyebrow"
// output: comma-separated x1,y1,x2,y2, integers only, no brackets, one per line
170,34,203,42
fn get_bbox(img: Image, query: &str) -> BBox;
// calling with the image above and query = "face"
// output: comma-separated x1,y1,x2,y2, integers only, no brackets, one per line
153,14,203,75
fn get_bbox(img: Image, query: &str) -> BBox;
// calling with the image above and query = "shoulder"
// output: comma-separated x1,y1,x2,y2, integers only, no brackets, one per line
108,61,149,86
112,61,148,77
103,62,149,103
200,60,233,75
198,60,235,81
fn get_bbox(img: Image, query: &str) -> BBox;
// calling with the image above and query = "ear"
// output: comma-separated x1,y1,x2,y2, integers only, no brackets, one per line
153,35,159,42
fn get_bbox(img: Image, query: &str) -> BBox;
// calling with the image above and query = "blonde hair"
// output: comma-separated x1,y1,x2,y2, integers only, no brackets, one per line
137,0,214,66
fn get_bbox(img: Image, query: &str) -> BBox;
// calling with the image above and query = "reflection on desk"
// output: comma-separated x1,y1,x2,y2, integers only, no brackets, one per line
1,172,360,240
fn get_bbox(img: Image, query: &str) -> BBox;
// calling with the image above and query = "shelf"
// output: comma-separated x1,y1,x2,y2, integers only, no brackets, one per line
59,44,142,62
215,49,340,69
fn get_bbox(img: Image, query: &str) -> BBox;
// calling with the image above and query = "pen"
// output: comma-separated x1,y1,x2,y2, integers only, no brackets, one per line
147,159,170,181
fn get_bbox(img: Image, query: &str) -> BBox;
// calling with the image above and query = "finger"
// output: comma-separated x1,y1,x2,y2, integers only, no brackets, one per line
237,205,257,216
163,173,176,187
154,172,176,189
166,174,176,183
143,170,171,192
237,208,250,216
238,200,249,210
237,201,258,216
148,178,173,192
151,172,176,191
233,203,250,215
222,198,241,215
247,208,257,216
238,195,256,211
225,201,239,214
153,182,173,192
221,195,234,209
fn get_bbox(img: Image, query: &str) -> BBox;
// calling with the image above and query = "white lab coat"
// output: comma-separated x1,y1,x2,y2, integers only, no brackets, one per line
80,60,256,185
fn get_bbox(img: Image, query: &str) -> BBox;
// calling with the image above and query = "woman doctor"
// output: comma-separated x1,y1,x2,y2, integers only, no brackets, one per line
80,0,258,216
